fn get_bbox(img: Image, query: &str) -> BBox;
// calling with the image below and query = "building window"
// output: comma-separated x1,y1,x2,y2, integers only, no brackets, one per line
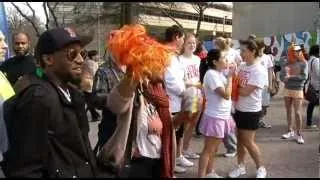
141,6,232,25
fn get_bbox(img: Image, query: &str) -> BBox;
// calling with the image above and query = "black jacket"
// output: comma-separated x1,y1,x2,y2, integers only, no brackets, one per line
0,54,36,85
2,74,99,178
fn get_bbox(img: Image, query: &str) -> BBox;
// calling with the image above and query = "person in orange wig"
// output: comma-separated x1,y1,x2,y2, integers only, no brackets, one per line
279,43,308,144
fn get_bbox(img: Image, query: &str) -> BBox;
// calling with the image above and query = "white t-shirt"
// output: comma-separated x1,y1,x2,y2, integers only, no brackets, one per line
179,54,202,113
164,55,186,113
203,69,232,119
179,54,201,85
236,62,266,112
136,100,162,159
259,54,273,87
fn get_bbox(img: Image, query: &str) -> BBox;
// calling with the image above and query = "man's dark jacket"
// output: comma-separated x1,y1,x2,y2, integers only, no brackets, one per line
0,54,36,85
2,74,99,178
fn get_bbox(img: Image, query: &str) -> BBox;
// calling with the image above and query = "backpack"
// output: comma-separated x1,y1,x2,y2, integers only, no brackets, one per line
270,71,280,97
303,57,319,105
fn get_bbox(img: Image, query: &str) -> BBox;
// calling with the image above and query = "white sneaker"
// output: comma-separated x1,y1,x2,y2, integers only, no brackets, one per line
205,171,224,178
296,135,305,144
183,151,200,159
224,152,237,158
228,164,246,178
281,131,295,139
176,155,194,167
174,165,186,173
256,166,267,178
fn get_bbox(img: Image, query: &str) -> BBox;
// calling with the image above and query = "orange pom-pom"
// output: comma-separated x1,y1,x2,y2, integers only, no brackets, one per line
107,24,173,80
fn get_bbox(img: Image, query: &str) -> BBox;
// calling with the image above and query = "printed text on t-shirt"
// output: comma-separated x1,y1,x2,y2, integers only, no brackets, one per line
238,70,250,87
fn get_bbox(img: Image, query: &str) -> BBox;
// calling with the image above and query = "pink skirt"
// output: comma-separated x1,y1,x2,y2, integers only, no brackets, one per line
199,114,235,138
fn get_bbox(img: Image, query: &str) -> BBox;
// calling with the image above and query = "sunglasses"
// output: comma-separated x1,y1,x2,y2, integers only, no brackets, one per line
63,48,87,61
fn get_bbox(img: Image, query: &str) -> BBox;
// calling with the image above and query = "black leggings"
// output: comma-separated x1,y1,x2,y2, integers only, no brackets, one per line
306,102,318,126
128,157,161,178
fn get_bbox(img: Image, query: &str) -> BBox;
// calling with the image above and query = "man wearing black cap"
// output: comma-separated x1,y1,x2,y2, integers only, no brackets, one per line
2,27,99,178
0,32,36,85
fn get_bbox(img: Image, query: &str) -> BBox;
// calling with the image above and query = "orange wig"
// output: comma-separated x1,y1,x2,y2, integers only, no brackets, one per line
107,24,173,80
287,44,306,64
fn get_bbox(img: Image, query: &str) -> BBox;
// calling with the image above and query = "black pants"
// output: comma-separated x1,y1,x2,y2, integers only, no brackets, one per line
195,111,203,135
84,92,100,121
93,109,117,155
128,157,161,178
306,102,318,126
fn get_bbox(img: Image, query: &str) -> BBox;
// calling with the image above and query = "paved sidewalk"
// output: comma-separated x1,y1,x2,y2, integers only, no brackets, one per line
88,87,320,178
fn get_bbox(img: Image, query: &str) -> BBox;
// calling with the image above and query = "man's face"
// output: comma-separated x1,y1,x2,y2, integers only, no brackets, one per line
50,43,85,83
0,31,8,61
175,34,185,52
13,33,30,56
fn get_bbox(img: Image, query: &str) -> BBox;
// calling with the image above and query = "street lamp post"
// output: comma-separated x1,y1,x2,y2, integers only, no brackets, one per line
223,15,227,36
97,2,101,59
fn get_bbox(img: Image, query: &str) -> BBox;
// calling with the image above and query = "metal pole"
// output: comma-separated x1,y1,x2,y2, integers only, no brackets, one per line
97,2,101,59
223,16,227,36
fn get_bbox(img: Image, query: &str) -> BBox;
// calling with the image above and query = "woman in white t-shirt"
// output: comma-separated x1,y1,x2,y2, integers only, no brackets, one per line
228,40,267,178
176,33,203,164
197,49,235,178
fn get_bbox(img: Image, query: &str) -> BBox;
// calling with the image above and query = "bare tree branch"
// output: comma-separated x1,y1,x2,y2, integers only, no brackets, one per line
191,2,209,35
47,2,59,27
10,2,41,37
43,2,50,30
153,2,183,28
26,2,36,20
52,2,59,10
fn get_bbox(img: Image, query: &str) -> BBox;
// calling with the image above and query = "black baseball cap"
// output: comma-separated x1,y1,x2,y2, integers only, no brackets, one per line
35,27,92,60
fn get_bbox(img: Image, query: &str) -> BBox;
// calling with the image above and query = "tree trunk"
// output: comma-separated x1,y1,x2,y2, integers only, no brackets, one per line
120,3,138,27
196,10,204,36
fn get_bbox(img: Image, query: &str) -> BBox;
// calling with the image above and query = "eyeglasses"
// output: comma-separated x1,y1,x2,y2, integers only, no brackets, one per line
62,48,87,61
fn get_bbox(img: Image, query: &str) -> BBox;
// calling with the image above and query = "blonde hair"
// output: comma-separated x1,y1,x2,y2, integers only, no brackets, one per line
215,37,228,51
225,38,233,48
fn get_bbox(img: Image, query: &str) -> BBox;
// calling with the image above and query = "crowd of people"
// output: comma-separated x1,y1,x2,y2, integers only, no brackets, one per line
0,23,318,178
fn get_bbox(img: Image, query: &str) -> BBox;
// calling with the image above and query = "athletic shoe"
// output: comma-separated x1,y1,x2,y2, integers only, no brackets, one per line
176,155,194,167
256,166,267,178
205,171,223,178
296,135,305,144
228,164,246,178
174,165,187,173
259,121,272,128
281,131,295,139
183,151,200,159
224,152,237,158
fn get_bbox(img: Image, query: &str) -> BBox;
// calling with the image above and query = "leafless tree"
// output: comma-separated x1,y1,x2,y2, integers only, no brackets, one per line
7,7,44,53
10,2,43,37
9,2,62,37
192,2,209,36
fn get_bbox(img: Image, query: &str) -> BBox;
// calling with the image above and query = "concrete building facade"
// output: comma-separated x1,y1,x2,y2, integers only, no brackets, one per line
232,2,320,39
50,2,233,56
